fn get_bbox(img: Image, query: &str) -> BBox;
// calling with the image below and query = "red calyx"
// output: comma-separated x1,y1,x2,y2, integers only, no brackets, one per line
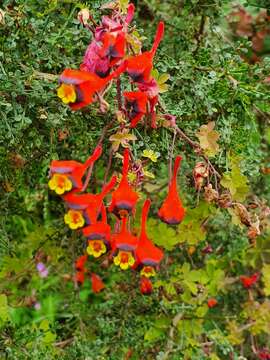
135,199,163,266
99,31,126,64
207,298,218,308
240,272,260,289
140,276,153,295
75,254,88,271
63,175,116,224
126,22,164,84
59,61,127,110
83,204,111,244
109,149,139,218
111,216,138,252
76,271,85,284
91,273,105,293
49,145,102,191
123,91,148,128
158,156,185,225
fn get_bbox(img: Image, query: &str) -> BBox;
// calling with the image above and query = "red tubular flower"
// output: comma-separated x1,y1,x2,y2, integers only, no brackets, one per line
109,149,139,218
126,22,164,84
80,41,111,78
99,31,126,65
75,254,88,271
207,298,218,308
158,156,185,225
83,205,111,258
135,199,163,275
57,61,127,110
140,276,153,295
63,175,117,225
48,145,102,194
240,272,260,289
125,3,135,25
111,217,138,270
258,349,270,360
76,271,85,284
91,273,105,293
123,91,148,128
83,205,110,242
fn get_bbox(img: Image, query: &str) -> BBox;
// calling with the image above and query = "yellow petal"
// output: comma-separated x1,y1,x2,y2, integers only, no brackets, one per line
120,262,129,270
55,187,65,195
48,178,56,190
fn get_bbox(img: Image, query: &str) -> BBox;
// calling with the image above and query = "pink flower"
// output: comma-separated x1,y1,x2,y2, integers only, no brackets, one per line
36,262,48,278
80,41,110,78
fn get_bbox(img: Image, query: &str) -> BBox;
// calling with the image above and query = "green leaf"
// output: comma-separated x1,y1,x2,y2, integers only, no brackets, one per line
43,330,56,344
144,327,164,342
147,219,180,250
262,264,270,296
0,294,9,323
221,156,249,201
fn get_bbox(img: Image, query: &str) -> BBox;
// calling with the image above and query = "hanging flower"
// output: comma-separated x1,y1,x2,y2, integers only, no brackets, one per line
123,91,148,128
140,276,153,295
111,217,138,270
48,173,72,195
87,240,107,258
135,199,163,274
140,266,156,278
48,145,102,194
91,273,105,293
240,272,260,289
207,298,218,308
75,254,88,271
83,205,111,257
57,62,127,110
126,22,164,84
158,156,185,225
76,271,85,284
99,31,126,66
63,175,117,225
113,250,135,270
109,149,138,218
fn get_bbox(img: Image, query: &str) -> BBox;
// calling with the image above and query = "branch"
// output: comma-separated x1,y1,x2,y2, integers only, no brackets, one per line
82,119,115,192
193,15,206,55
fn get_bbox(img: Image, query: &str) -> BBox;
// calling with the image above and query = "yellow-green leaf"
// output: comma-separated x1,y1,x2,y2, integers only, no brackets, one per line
142,149,160,162
109,129,137,152
196,121,220,157
221,157,249,202
0,294,9,323
262,264,270,296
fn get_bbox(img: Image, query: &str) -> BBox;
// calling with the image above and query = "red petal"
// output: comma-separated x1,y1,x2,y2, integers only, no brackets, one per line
91,273,105,293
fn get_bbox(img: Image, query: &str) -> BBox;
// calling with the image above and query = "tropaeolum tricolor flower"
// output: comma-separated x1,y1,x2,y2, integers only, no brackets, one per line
125,22,164,84
48,145,102,194
84,205,111,258
63,175,117,228
51,1,189,296
158,155,185,225
109,148,139,218
135,199,163,277
111,216,138,270
240,272,260,289
57,61,127,110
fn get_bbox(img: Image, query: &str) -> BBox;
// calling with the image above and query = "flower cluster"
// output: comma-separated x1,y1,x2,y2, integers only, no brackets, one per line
50,1,186,295
56,1,168,128
48,146,185,294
